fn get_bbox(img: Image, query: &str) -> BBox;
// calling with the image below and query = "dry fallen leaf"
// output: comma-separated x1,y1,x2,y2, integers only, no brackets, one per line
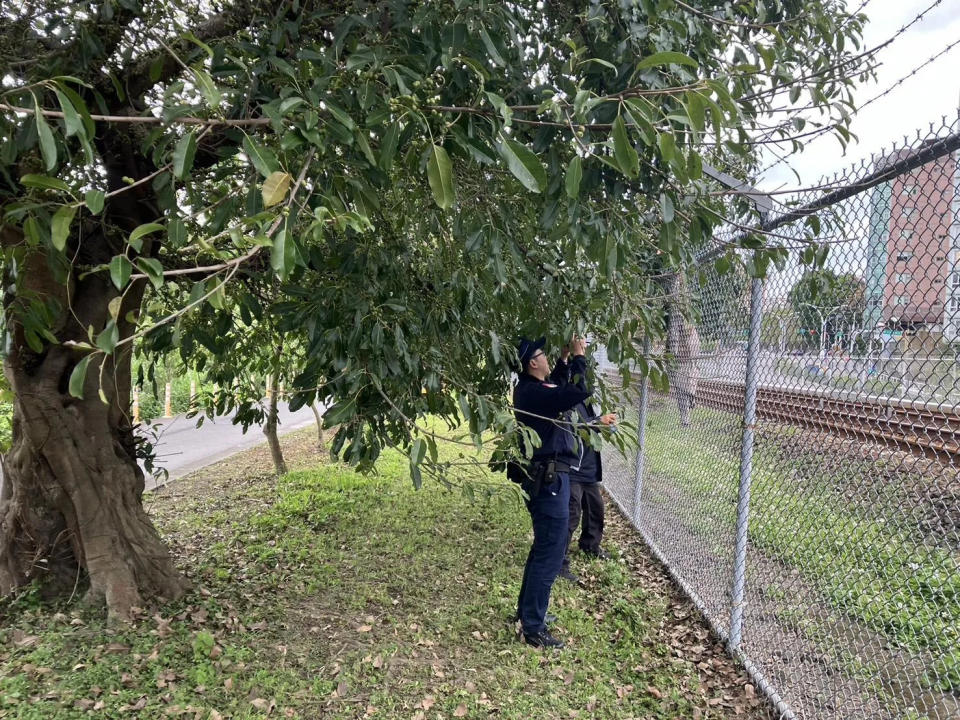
464,681,477,693
453,703,468,717
224,678,234,692
420,695,435,711
209,711,224,720
357,625,373,633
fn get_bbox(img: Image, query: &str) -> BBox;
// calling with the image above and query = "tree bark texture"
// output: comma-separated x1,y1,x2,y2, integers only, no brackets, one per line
310,402,326,451
264,371,288,475
0,129,188,620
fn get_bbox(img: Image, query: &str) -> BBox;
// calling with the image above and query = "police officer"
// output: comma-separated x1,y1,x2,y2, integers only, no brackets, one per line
553,343,617,583
511,336,591,649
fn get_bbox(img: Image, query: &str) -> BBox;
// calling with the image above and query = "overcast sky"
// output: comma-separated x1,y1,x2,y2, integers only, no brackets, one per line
757,0,960,193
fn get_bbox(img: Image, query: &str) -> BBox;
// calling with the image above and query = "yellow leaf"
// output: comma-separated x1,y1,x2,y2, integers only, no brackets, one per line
262,171,293,207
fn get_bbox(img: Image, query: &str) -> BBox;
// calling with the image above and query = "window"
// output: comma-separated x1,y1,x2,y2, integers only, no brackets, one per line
904,206,916,219
950,296,960,314
900,229,913,241
903,183,919,197
894,295,910,306
894,272,912,284
952,274,960,289
897,251,914,261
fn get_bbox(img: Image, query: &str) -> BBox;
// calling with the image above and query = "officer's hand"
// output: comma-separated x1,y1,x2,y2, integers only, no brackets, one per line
571,336,587,356
600,413,617,426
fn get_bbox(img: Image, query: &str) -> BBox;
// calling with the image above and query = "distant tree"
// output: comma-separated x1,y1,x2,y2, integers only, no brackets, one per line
788,270,867,351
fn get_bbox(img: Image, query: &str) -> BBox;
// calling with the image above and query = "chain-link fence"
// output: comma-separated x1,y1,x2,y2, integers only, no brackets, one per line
602,118,960,719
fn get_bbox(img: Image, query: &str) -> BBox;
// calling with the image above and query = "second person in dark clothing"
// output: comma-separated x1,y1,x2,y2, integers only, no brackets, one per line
552,343,617,583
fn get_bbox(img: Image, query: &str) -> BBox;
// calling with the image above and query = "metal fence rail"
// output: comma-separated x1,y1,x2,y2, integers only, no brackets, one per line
602,117,960,719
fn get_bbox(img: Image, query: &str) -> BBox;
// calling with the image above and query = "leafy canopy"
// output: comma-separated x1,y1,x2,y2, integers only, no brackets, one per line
0,0,869,478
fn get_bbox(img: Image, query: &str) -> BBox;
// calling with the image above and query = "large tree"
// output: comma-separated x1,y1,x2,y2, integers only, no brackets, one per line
0,0,868,619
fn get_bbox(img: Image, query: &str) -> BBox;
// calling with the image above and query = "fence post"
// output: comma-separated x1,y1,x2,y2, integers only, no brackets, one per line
728,272,764,652
632,335,651,525
132,387,140,424
163,382,173,418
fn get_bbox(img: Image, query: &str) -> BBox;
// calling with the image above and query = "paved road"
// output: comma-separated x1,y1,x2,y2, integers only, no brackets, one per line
142,404,319,489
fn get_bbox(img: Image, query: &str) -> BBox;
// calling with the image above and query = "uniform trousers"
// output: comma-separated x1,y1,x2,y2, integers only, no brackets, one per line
562,481,604,570
517,472,569,636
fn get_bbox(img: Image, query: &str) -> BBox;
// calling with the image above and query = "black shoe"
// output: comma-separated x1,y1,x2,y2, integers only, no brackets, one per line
558,567,579,583
523,630,564,649
512,612,556,624
583,548,611,560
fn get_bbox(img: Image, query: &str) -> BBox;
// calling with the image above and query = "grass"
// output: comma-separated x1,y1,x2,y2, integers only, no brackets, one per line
0,427,768,719
642,399,960,694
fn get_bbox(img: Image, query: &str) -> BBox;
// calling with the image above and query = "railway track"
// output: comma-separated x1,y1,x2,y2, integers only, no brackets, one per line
693,380,960,462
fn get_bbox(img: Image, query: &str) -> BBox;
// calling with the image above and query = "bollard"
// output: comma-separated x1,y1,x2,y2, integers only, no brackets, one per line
163,382,173,418
132,387,140,424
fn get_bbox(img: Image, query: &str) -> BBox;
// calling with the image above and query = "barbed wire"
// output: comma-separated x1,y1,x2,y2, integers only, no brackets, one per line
756,0,951,177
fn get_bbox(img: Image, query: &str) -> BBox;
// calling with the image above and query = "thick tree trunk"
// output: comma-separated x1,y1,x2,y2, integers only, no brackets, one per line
0,128,188,620
0,317,188,621
264,371,288,475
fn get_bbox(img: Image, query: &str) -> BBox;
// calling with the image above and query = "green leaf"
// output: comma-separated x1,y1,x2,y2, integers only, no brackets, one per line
262,171,293,207
242,135,280,177
426,144,455,210
136,257,165,289
50,205,77,251
110,255,132,290
85,189,105,214
409,437,426,465
20,174,70,192
636,51,698,71
57,85,95,139
658,132,676,164
479,28,505,66
167,217,187,245
378,122,400,171
68,355,92,398
271,227,296,279
565,155,582,199
191,67,221,108
323,398,356,425
611,114,639,179
660,193,675,223
685,91,705,134
128,223,164,252
172,131,197,180
324,101,355,131
496,136,546,193
95,319,119,353
54,90,83,138
35,101,57,171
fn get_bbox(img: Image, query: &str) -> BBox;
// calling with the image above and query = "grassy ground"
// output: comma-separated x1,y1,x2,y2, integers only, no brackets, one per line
0,429,770,719
642,398,960,693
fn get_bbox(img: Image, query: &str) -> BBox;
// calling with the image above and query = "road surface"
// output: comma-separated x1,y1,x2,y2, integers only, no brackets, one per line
142,404,319,489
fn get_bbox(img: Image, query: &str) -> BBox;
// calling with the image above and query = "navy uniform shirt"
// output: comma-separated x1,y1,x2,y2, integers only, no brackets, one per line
513,364,592,515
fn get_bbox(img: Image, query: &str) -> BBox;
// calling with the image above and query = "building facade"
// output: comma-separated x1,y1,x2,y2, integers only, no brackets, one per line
864,148,960,341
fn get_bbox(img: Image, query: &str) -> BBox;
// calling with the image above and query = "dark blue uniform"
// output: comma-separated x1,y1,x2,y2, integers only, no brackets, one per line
513,361,591,637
